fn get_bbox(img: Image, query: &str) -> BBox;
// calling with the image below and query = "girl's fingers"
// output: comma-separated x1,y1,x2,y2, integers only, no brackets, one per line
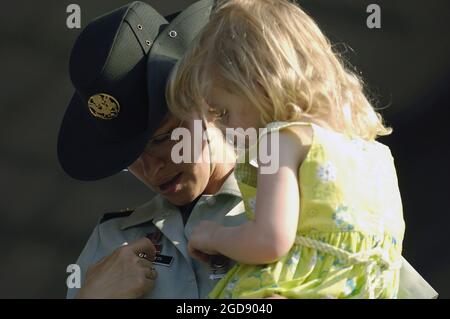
188,242,210,263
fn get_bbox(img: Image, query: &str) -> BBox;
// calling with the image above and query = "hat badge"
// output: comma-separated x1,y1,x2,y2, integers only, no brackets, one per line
87,93,120,120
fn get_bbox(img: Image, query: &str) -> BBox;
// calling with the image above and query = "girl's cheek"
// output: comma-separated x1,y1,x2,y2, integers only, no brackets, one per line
228,114,238,128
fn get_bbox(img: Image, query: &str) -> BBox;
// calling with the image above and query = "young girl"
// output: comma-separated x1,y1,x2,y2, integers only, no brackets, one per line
166,0,405,299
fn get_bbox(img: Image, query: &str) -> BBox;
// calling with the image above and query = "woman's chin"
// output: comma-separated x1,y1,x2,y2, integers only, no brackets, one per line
162,191,192,206
164,189,196,207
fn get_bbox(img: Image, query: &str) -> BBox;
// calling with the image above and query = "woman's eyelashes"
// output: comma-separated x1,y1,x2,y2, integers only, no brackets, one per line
151,134,170,144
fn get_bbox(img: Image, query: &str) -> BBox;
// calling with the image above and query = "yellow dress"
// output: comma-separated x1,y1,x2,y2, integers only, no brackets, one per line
209,121,405,299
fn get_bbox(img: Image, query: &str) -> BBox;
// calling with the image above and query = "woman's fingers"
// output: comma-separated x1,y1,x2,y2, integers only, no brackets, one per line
75,237,159,299
137,258,158,279
129,237,157,261
144,267,158,280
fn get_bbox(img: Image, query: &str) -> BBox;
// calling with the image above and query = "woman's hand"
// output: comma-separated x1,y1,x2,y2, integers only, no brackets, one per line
188,220,221,263
75,237,157,299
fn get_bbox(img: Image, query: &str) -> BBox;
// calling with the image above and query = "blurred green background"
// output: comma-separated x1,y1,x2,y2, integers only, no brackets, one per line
0,0,449,298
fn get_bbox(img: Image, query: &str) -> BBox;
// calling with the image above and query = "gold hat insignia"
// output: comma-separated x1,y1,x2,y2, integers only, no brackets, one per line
87,93,120,120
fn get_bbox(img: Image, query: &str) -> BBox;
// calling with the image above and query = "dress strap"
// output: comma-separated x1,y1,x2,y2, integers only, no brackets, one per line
239,121,313,168
264,121,312,134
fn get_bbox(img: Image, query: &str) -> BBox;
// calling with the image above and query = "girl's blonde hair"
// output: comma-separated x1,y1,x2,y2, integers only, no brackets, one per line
166,0,391,140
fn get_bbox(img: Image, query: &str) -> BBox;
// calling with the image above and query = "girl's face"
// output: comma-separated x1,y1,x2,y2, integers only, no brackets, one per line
206,86,262,130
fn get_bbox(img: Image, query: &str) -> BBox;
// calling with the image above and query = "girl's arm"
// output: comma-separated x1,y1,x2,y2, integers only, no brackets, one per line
210,128,311,264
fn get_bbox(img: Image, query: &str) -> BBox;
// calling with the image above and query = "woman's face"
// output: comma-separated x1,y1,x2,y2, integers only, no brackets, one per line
128,115,214,206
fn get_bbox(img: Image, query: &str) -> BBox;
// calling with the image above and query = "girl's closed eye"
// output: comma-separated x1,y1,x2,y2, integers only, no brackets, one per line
218,108,229,123
207,105,229,124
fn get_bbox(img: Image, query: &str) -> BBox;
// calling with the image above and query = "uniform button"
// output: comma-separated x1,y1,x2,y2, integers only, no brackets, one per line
197,200,206,206
207,197,216,206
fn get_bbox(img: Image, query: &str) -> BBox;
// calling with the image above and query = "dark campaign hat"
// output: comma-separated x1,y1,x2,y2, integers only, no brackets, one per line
57,0,215,180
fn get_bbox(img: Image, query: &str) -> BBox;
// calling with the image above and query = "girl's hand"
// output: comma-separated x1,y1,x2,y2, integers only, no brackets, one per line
188,220,221,263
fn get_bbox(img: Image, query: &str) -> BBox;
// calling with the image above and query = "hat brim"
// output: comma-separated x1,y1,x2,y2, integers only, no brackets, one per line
146,56,176,134
57,93,149,181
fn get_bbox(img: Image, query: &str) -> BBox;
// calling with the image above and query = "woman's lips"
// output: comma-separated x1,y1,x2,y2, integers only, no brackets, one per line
158,173,183,194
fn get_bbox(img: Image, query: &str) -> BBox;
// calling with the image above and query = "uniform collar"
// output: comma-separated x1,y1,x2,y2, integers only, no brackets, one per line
214,170,242,198
120,172,242,230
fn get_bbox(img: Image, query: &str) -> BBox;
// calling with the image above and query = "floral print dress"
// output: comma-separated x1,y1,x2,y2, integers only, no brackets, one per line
208,121,405,299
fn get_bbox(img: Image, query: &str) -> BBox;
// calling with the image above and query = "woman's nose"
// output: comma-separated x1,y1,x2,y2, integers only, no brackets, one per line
141,152,166,177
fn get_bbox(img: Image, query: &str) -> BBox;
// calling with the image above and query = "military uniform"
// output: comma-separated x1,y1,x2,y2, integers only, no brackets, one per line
67,174,247,299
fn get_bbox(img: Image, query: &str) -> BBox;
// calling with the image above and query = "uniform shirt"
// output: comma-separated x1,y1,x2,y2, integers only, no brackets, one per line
66,174,247,299
66,174,438,299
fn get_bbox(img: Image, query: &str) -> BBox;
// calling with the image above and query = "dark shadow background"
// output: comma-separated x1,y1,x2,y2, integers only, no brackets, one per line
0,0,449,298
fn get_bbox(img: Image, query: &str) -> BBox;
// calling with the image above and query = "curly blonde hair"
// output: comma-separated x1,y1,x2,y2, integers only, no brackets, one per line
166,0,391,140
